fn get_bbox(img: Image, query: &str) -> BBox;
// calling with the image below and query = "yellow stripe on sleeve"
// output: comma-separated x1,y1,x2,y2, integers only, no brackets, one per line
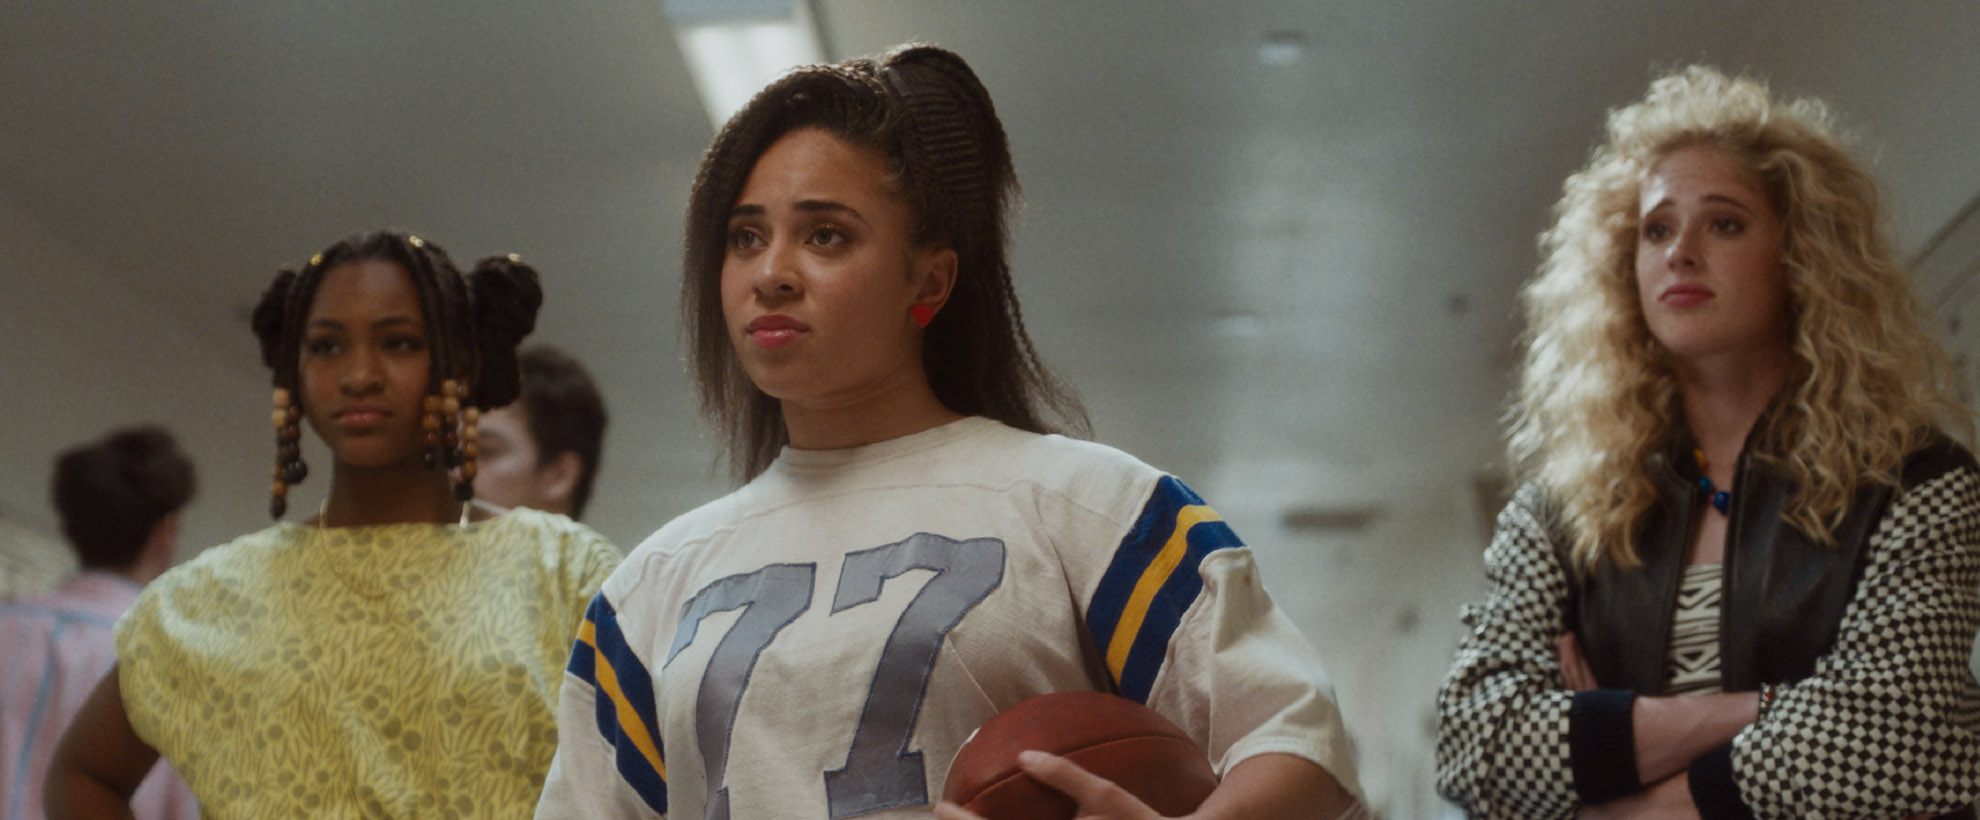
578,619,668,781
1104,504,1222,681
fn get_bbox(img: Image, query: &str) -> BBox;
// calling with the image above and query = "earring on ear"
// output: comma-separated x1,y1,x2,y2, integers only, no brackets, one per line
910,303,937,328
269,388,307,518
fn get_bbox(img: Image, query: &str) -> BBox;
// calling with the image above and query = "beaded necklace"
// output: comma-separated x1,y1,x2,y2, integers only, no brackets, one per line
1692,448,1731,514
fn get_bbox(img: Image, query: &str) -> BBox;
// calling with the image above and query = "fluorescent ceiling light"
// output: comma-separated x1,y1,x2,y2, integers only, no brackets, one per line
1257,30,1307,68
667,0,826,128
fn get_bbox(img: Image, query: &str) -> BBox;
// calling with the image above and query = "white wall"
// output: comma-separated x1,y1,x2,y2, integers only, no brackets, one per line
1741,4,1980,256
0,197,307,567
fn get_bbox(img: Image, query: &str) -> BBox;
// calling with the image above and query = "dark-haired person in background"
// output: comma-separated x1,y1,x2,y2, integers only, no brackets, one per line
1,426,197,820
475,344,608,521
45,231,620,818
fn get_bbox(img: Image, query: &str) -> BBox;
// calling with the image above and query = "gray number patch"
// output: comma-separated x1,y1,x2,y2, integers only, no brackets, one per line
824,533,1005,818
664,536,1006,820
665,563,817,820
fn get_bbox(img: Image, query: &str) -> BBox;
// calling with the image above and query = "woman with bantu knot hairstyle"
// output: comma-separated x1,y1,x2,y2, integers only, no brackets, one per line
46,230,621,819
535,44,1366,820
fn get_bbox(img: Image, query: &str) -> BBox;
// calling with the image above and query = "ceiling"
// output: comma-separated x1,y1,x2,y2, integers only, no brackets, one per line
5,2,1979,813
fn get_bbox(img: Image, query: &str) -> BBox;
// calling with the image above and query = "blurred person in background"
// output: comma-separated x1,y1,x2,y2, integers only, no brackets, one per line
474,344,608,521
2,426,197,819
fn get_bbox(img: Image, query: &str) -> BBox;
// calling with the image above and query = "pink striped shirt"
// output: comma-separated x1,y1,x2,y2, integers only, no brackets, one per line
2,571,197,819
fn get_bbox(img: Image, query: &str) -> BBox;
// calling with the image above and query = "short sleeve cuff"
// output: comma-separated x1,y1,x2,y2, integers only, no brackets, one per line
1569,688,1639,803
1688,742,1755,820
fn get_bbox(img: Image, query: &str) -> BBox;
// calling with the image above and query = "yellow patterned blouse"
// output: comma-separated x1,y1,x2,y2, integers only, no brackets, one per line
115,508,620,818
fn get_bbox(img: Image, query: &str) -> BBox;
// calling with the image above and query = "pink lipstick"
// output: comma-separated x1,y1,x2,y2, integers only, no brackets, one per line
746,315,807,349
1660,284,1713,308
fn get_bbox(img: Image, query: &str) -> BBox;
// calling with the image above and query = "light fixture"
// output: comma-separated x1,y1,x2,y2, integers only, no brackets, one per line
666,0,827,128
1257,30,1307,68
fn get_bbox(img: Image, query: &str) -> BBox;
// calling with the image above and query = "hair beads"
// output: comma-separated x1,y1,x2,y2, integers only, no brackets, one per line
270,387,306,518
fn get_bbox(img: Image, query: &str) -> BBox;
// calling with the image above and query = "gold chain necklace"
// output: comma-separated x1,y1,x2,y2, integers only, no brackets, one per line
313,500,470,599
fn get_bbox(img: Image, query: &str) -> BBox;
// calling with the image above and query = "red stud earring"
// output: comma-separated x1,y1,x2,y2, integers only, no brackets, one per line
909,304,936,328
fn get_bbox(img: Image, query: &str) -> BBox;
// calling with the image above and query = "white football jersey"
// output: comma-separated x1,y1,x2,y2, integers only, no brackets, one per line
536,418,1357,819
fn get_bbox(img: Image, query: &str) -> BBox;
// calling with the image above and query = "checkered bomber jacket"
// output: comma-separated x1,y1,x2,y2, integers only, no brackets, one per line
1436,438,1980,819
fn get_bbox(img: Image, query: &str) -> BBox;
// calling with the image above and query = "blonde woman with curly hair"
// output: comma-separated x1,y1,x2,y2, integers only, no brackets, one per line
1437,66,1980,820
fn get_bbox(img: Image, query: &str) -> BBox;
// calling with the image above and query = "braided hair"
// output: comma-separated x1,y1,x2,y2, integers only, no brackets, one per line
684,43,1087,480
250,230,542,510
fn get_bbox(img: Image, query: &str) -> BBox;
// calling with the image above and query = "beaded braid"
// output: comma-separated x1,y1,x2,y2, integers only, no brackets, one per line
392,235,480,501
257,259,325,518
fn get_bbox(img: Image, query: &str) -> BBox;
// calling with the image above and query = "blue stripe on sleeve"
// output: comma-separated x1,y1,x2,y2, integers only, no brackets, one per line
1085,476,1245,702
570,593,669,813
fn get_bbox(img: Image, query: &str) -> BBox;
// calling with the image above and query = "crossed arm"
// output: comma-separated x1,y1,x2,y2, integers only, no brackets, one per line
1557,633,1756,819
1440,474,1980,820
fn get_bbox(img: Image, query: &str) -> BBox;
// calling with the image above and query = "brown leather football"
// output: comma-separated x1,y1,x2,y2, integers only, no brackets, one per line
942,691,1219,819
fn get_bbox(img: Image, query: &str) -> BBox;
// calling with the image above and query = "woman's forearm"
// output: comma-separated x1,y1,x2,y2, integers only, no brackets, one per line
44,765,140,820
44,665,159,820
935,750,1366,820
1191,752,1364,820
1632,692,1756,785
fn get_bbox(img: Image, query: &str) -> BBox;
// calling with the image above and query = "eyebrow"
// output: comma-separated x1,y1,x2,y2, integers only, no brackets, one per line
728,199,868,225
1642,193,1759,216
306,316,422,332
